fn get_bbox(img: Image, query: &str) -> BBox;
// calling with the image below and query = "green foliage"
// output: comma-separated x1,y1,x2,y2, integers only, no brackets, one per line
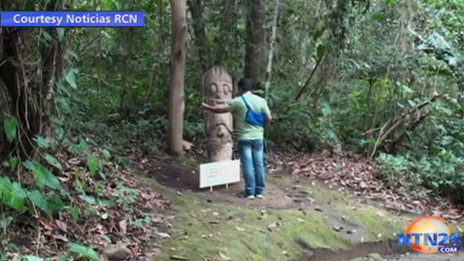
68,243,101,261
0,130,71,259
366,0,464,203
65,0,464,207
4,0,464,258
3,118,18,143
376,96,464,200
0,128,153,260
0,176,26,211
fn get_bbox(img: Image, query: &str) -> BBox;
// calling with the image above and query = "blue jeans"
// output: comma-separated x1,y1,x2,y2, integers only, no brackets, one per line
238,139,266,196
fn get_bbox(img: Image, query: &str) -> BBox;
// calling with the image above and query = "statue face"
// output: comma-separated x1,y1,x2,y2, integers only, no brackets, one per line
204,66,233,99
206,82,233,100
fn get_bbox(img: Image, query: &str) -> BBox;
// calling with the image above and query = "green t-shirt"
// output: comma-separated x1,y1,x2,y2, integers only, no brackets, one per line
226,92,271,141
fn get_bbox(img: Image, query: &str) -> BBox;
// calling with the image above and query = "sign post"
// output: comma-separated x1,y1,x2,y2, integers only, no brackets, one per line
199,160,240,190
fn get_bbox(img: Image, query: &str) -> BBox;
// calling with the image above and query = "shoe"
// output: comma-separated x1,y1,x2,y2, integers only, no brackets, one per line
237,191,255,199
255,194,263,199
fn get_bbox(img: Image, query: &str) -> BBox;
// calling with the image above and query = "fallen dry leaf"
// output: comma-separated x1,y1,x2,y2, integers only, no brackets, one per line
332,225,343,232
267,222,278,232
103,244,132,260
235,226,245,231
119,219,127,235
55,220,67,232
100,254,109,261
156,232,171,239
218,252,231,260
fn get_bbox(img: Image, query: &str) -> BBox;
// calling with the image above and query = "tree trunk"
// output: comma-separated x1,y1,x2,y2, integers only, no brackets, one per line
187,0,209,72
214,0,237,66
244,0,266,90
167,0,188,156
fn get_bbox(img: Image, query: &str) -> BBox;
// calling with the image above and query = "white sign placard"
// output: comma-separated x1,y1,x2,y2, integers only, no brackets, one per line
199,160,241,188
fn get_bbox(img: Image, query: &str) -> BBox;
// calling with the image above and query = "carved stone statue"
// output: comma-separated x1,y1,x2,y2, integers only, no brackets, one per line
203,66,233,162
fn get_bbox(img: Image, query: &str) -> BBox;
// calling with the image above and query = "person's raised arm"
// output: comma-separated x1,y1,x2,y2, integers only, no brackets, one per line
201,98,238,114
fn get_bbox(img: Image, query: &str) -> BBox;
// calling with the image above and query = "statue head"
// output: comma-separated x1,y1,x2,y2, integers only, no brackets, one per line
203,66,233,99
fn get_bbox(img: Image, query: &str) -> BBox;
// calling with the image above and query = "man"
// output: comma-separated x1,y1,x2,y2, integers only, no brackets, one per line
201,78,272,199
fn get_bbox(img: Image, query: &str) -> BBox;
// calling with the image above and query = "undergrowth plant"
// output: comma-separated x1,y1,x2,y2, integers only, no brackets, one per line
0,116,152,260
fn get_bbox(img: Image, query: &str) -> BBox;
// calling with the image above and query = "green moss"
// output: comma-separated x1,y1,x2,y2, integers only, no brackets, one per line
134,176,352,260
308,183,351,206
158,193,352,261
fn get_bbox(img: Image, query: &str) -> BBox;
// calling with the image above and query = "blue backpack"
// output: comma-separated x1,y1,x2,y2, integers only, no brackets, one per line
240,95,266,127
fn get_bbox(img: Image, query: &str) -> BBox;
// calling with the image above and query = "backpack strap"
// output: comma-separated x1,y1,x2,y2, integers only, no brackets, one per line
240,95,252,111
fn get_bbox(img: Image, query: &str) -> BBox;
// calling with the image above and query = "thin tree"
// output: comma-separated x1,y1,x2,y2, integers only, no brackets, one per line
264,0,280,100
167,0,188,156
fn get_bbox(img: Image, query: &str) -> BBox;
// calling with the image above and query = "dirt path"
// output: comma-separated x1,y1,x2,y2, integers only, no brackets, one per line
138,156,463,261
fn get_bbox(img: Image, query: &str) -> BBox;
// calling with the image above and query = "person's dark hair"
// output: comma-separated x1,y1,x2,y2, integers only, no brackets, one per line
238,77,252,91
